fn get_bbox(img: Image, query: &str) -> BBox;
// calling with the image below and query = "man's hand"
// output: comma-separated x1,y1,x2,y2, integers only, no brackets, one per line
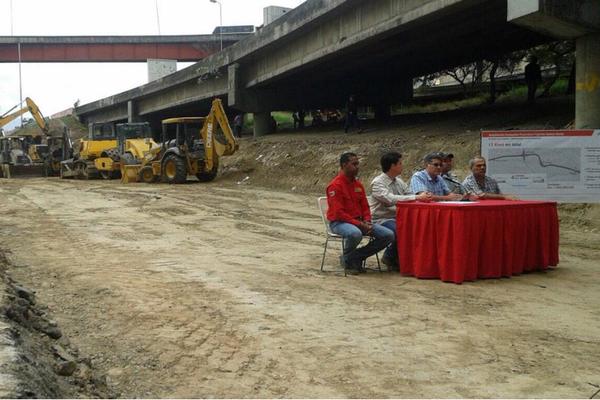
416,192,433,202
447,193,464,201
359,221,373,235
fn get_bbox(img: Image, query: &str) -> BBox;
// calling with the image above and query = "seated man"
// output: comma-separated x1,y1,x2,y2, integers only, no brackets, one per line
410,153,464,201
462,156,515,199
370,152,432,271
326,152,394,274
440,152,466,195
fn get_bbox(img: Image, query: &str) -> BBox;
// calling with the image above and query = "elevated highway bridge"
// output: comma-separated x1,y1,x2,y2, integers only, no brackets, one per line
0,34,250,62
73,0,600,135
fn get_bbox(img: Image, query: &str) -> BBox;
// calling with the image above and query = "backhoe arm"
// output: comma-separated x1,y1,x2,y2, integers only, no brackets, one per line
203,98,239,159
25,97,49,135
1,107,29,129
0,97,49,135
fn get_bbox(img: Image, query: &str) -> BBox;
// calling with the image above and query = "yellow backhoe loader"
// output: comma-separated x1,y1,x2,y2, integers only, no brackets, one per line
120,98,238,184
0,97,50,177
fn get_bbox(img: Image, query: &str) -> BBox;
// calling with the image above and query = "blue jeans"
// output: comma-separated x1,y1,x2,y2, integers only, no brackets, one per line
380,219,397,262
330,221,394,267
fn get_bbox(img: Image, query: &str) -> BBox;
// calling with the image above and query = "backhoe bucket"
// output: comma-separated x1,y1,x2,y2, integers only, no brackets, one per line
121,164,141,183
1,163,46,178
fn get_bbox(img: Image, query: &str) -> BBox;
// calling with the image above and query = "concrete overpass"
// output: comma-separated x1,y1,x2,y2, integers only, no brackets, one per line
0,34,251,62
75,0,600,135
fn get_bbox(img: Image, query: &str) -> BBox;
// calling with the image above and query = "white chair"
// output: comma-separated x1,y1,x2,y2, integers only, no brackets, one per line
317,196,380,276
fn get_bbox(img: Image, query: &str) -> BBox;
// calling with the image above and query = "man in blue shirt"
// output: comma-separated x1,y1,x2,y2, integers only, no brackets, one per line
410,153,464,201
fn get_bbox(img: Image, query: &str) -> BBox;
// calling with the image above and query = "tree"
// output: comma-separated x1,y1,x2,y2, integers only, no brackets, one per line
487,50,527,104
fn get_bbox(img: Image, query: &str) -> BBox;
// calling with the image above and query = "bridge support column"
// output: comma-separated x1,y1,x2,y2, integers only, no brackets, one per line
127,101,139,123
253,112,272,137
576,33,600,129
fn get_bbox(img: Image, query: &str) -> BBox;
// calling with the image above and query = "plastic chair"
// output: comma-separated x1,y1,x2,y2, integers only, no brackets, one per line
317,197,381,276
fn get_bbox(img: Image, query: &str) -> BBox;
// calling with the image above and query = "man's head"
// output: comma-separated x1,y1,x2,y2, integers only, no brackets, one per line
380,151,403,177
440,152,454,174
469,156,487,177
340,152,360,178
423,152,444,177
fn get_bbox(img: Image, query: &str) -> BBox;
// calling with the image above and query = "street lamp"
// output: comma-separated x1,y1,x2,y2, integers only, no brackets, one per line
209,0,223,51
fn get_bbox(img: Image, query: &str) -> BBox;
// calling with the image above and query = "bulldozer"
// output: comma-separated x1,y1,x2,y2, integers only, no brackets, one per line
120,98,238,184
0,97,51,178
60,122,152,179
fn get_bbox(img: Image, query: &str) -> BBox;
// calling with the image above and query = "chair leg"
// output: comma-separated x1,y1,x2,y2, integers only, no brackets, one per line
320,237,329,272
341,239,347,277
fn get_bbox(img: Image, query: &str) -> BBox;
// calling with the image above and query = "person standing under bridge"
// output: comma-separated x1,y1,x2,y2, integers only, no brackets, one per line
344,95,359,133
525,56,542,105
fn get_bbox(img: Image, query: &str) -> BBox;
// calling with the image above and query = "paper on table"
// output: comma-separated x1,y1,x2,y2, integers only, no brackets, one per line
438,201,480,204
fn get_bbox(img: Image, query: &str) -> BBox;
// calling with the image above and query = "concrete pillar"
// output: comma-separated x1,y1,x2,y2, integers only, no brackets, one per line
576,33,600,129
127,100,139,123
253,112,272,137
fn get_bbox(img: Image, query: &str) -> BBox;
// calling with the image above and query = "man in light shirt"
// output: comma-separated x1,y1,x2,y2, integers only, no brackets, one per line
462,156,516,200
369,152,432,270
410,153,464,201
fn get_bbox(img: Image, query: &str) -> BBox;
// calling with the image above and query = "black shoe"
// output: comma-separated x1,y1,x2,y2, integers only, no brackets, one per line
345,257,366,274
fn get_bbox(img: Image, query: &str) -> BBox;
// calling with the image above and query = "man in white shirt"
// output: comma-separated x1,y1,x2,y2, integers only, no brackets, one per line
369,152,432,271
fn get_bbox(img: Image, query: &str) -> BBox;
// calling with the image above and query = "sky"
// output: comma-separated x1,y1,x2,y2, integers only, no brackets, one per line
0,0,306,129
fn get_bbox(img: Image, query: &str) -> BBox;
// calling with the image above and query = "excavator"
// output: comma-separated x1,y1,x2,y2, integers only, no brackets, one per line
119,98,238,184
60,122,154,180
0,97,50,178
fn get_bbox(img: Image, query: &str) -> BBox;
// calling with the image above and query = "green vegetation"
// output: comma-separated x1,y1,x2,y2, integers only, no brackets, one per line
395,78,570,115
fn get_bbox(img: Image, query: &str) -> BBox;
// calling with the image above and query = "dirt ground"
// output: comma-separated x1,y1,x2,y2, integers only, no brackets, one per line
0,97,599,398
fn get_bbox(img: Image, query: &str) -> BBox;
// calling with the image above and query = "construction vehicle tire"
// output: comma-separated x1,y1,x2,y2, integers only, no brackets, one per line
102,148,120,161
120,152,137,165
163,154,187,184
138,166,157,183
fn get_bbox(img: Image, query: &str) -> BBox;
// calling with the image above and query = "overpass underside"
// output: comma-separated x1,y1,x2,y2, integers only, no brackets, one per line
75,0,600,135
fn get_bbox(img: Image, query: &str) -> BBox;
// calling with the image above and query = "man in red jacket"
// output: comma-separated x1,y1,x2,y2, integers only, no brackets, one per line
326,152,394,273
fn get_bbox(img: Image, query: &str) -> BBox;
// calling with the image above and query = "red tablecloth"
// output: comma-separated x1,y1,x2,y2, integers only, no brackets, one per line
396,200,559,283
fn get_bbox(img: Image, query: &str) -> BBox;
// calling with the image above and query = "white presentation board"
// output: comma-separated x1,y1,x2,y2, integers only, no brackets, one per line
481,130,600,203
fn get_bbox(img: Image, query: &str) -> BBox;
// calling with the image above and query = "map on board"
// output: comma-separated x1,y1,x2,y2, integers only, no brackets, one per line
488,147,581,183
480,130,600,203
